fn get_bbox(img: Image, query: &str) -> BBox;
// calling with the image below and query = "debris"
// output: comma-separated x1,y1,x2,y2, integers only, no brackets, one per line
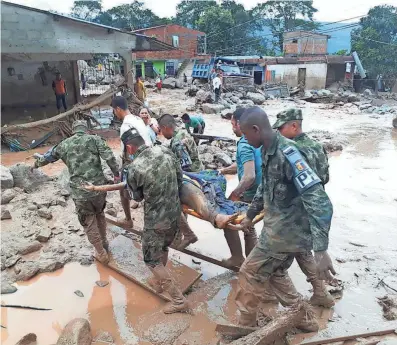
1,304,52,311
377,278,397,294
202,103,226,114
94,331,113,344
4,255,21,268
17,240,43,255
27,204,38,211
245,92,267,105
1,281,18,294
95,281,109,287
36,228,52,242
105,208,117,217
393,116,397,129
192,259,201,265
56,197,67,207
9,163,52,192
15,333,37,345
377,295,397,320
16,261,40,281
0,165,14,189
195,90,213,104
56,318,92,345
1,188,17,204
74,290,84,297
214,152,233,166
37,208,53,220
60,189,71,197
162,77,177,89
363,89,373,97
349,241,367,247
1,209,12,220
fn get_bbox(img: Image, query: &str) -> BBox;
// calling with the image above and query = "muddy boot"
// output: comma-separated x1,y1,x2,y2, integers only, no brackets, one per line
244,227,258,257
296,307,319,332
215,213,238,229
96,212,109,251
177,213,198,249
96,249,109,265
238,312,257,327
310,279,335,308
147,276,164,294
222,230,244,268
177,234,198,250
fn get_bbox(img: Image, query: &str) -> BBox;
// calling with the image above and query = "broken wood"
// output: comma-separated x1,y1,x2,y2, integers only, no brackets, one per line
105,215,241,272
216,324,258,338
299,328,397,345
1,304,52,311
228,301,309,345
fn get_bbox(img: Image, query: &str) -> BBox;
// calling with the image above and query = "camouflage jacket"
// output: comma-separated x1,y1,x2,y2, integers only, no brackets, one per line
35,133,119,200
247,132,333,253
126,145,182,231
170,130,203,172
294,133,329,185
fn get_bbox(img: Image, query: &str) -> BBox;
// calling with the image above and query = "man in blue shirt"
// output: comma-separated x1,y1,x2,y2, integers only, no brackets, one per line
219,108,261,268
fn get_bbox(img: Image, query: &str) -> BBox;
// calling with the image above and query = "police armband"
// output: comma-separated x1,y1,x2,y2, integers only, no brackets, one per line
282,145,321,194
176,142,192,171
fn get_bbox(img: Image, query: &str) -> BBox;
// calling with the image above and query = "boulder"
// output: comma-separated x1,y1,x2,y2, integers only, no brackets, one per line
195,90,213,103
56,318,92,345
175,80,183,89
1,189,17,204
1,209,12,220
363,89,373,97
16,261,40,281
39,258,65,273
36,228,52,242
201,153,214,166
56,197,67,207
246,92,267,105
221,109,234,119
9,163,51,192
17,240,43,255
214,152,233,166
5,255,21,268
359,103,372,110
1,281,18,294
15,333,36,345
230,96,240,103
202,103,226,114
38,208,53,220
239,99,255,107
347,94,360,102
162,77,177,89
317,89,332,96
1,165,14,189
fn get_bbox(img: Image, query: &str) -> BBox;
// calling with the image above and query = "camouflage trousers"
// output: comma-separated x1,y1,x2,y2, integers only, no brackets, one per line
235,245,302,323
142,217,180,268
74,193,108,253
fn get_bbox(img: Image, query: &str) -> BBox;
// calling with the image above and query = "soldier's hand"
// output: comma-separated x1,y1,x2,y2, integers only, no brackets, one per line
240,217,253,234
314,251,337,282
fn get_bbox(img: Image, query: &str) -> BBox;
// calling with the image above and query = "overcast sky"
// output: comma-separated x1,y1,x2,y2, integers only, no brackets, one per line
9,0,396,22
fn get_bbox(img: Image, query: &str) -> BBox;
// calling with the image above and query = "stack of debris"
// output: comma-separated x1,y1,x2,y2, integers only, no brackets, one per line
198,140,236,169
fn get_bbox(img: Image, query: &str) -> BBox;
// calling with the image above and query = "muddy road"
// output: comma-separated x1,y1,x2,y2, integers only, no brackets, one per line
1,89,397,344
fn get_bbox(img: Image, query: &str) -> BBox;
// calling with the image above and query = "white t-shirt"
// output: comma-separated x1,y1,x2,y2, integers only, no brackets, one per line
213,76,221,89
120,114,153,153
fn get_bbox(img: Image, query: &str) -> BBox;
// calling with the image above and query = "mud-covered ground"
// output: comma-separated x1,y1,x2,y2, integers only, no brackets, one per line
1,88,397,345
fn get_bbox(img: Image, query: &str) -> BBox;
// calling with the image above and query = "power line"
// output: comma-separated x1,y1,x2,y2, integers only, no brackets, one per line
350,33,397,47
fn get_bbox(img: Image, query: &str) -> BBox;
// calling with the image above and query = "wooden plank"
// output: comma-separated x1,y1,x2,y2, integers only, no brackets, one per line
216,324,258,338
299,328,396,345
105,215,241,272
100,235,202,302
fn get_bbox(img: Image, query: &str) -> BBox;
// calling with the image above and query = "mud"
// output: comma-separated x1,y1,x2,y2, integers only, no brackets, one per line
1,87,397,344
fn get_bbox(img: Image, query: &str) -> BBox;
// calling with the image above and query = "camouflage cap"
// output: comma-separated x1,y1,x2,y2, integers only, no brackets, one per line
121,127,142,146
72,120,88,133
272,108,303,129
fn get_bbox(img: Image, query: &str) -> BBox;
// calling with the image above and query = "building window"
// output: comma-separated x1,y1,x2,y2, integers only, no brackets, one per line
172,35,179,47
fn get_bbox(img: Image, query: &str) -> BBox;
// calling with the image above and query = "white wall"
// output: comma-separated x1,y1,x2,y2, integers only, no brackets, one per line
267,63,327,89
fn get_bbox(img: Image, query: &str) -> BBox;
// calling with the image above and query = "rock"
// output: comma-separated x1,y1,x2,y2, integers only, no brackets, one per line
359,103,372,110
56,197,67,207
105,208,117,217
39,258,64,273
5,255,21,268
214,152,233,166
175,79,183,89
162,77,177,89
56,318,92,345
304,90,313,98
17,240,43,255
1,281,18,294
95,280,109,287
1,189,17,204
239,99,255,107
16,261,40,281
318,89,332,96
230,96,240,103
186,105,196,111
221,109,234,119
36,228,52,242
74,290,84,297
60,189,70,197
246,92,266,105
393,116,397,129
363,89,373,97
201,153,214,165
27,204,37,211
1,209,12,220
1,166,14,189
9,163,51,192
79,255,93,266
195,90,213,103
37,208,53,220
143,81,154,88
347,94,360,102
94,331,113,343
15,333,37,345
202,103,226,114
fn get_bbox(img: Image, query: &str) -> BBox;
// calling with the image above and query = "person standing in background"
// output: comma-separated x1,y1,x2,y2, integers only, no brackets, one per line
212,73,222,103
135,76,146,103
52,72,67,114
139,107,159,144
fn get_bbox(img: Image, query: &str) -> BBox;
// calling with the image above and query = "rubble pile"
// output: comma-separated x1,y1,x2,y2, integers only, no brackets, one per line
198,140,236,169
308,130,346,153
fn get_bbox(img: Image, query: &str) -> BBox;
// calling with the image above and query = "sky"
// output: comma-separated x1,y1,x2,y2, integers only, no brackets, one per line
8,0,397,22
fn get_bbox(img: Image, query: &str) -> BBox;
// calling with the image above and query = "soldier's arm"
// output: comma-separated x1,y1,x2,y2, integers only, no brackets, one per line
34,145,61,168
95,136,120,177
126,167,144,202
246,182,264,220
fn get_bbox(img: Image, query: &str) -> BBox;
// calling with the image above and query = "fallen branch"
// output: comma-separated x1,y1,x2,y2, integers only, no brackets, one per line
1,304,52,311
378,278,397,293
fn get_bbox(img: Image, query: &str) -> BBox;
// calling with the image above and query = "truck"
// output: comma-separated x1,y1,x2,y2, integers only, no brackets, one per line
191,57,253,88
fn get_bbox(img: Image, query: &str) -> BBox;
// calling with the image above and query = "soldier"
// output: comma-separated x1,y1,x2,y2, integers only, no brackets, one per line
236,107,335,331
273,108,329,185
121,127,189,314
32,120,119,264
272,108,334,308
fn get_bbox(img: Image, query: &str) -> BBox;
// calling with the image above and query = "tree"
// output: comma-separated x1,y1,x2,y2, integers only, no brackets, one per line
351,5,397,88
71,0,102,21
175,0,217,28
252,0,319,53
335,49,348,56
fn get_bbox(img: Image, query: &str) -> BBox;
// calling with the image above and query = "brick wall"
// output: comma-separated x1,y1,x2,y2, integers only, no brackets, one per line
135,24,205,60
283,31,328,56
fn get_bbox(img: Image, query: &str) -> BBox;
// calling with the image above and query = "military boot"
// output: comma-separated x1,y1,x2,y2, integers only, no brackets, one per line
222,230,244,268
147,276,164,294
96,249,109,265
310,279,335,308
177,214,198,250
296,312,319,332
244,227,258,257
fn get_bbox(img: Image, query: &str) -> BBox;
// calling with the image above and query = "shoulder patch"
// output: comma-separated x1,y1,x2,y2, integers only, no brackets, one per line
281,145,321,193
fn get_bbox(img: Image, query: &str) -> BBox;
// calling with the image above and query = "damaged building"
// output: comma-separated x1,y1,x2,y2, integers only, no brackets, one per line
1,2,173,125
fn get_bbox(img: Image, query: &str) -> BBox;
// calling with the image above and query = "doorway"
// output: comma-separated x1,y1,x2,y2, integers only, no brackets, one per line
298,68,306,89
253,71,263,85
135,64,142,78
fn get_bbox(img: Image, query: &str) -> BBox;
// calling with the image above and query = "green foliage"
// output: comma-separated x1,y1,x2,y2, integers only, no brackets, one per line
351,5,397,87
71,0,102,21
252,0,319,52
335,49,348,56
175,0,217,28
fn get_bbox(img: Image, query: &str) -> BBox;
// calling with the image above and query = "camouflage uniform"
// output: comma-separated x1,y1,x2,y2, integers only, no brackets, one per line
126,144,183,267
235,132,333,325
34,121,119,254
170,129,203,172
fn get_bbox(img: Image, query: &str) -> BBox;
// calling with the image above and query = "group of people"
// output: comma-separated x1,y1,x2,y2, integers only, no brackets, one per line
32,96,336,329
